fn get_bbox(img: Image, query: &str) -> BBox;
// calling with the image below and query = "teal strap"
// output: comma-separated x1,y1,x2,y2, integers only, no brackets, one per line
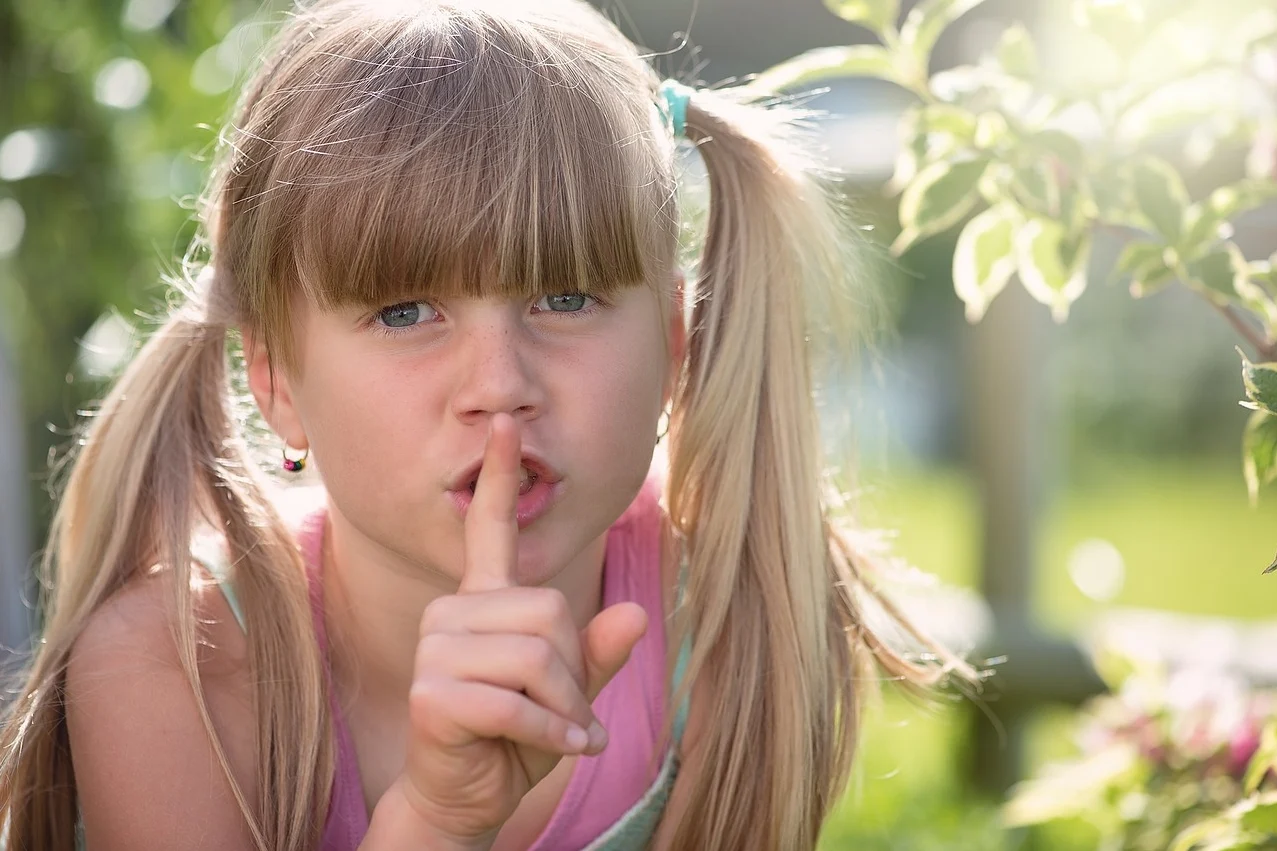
670,551,692,743
217,577,247,633
192,535,246,632
657,80,694,138
670,633,692,743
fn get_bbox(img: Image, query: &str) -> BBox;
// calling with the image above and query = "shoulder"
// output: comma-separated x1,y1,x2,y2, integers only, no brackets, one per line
65,565,258,848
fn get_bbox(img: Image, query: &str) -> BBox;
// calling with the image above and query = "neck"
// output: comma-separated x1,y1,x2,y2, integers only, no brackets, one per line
318,500,610,705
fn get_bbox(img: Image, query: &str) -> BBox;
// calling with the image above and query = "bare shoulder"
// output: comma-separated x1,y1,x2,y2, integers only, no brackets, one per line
65,566,258,850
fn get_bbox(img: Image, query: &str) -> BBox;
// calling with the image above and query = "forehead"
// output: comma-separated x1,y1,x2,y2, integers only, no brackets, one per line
237,18,678,313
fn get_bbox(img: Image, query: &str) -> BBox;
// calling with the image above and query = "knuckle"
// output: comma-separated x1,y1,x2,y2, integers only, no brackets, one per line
537,588,572,625
408,677,446,717
490,691,526,729
526,637,557,676
415,631,452,666
418,597,453,636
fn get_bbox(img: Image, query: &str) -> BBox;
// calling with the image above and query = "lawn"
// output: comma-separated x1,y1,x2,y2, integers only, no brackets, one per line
817,456,1277,849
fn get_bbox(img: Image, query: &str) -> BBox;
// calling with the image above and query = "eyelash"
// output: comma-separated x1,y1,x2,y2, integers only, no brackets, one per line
365,294,609,338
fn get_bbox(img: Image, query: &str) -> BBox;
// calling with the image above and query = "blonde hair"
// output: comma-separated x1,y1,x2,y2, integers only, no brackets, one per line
0,0,968,848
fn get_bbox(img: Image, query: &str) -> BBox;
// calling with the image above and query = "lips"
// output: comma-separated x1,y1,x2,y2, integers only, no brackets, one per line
446,455,564,529
448,451,562,495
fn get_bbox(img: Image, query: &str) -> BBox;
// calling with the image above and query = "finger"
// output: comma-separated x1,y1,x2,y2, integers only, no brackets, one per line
460,413,521,593
416,633,600,737
418,588,586,687
581,602,649,703
409,678,593,755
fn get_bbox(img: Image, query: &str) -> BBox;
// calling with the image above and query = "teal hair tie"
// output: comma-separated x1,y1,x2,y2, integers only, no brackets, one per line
658,80,694,138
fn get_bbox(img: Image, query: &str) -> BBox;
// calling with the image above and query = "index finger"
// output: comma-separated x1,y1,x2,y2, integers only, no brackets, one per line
459,413,521,593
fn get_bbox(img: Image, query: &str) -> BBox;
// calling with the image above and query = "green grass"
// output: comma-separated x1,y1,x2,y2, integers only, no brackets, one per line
817,457,1277,848
855,456,1277,624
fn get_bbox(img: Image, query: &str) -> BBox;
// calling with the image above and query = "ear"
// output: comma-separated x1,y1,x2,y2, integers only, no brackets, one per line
663,273,687,407
242,329,309,451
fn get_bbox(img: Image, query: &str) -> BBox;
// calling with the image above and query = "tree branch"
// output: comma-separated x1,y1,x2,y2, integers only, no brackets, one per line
1207,298,1277,361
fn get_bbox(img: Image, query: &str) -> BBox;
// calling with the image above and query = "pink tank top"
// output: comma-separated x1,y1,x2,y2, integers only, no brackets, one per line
303,476,680,850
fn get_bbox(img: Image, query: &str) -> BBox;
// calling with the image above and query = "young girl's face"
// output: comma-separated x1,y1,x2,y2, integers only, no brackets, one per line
260,282,678,585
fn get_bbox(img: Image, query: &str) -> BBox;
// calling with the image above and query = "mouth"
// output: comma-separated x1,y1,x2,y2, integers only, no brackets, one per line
465,466,539,496
447,454,564,529
450,452,561,495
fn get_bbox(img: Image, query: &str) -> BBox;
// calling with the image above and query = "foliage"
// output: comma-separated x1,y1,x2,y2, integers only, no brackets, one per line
0,0,274,534
1005,652,1277,851
755,0,1277,497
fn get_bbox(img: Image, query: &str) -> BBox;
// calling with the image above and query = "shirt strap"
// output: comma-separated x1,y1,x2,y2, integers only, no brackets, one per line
191,534,247,632
669,551,692,744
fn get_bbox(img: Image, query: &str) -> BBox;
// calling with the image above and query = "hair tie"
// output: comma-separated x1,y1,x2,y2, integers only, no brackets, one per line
658,80,694,138
191,264,238,330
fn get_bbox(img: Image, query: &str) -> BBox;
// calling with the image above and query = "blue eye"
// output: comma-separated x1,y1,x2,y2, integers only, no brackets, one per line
535,293,595,313
375,301,435,329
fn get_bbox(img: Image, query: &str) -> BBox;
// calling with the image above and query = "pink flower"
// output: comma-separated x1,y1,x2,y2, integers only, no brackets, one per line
1228,716,1262,779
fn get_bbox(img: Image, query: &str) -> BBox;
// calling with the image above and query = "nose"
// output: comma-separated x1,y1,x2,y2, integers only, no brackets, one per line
449,307,545,425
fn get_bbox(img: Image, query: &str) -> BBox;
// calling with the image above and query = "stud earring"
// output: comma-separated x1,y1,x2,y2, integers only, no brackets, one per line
282,445,309,472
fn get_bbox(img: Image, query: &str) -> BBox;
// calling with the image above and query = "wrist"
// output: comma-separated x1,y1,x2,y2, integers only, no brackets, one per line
362,779,498,851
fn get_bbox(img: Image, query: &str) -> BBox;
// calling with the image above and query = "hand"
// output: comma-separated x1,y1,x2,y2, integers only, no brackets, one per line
394,413,648,846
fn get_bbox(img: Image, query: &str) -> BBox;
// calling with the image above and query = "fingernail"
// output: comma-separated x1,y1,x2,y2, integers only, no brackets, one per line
565,725,589,752
587,722,608,751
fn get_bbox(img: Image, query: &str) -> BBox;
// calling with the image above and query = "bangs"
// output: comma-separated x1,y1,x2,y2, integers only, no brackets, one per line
250,9,676,311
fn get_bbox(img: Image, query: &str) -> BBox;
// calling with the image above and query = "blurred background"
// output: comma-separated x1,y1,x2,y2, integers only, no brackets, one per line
3,0,1277,848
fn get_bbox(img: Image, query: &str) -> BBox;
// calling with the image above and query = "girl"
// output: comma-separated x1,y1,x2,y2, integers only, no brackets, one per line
0,0,967,848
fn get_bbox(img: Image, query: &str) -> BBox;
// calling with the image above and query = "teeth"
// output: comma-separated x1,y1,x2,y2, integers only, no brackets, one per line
467,466,538,495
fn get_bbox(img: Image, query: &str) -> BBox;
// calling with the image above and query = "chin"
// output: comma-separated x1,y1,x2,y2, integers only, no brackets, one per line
510,537,575,586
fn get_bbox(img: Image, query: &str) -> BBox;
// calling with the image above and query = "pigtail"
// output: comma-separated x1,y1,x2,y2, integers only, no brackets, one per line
664,89,972,849
0,270,333,851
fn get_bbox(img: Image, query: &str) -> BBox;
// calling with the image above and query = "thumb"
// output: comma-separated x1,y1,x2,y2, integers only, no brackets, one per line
581,602,648,702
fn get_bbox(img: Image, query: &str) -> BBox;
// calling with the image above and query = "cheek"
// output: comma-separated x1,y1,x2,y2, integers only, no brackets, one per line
292,337,435,488
563,327,667,467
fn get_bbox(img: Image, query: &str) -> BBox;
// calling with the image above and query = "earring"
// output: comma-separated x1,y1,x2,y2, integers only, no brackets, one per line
656,410,670,443
282,445,309,472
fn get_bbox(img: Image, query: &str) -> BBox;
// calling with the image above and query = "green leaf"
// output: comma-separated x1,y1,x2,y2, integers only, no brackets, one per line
1243,410,1277,504
1185,243,1248,306
994,23,1038,79
1115,240,1174,298
892,157,989,254
1182,204,1224,254
1132,156,1190,243
1003,745,1141,827
1238,795,1277,835
900,0,990,66
953,204,1018,321
1026,130,1086,170
1009,163,1061,218
1240,350,1277,417
1014,217,1090,322
750,44,899,92
1072,0,1146,48
974,111,1010,151
1092,160,1143,229
823,0,899,33
1209,180,1277,222
888,104,979,194
1235,261,1277,328
1244,721,1277,794
919,103,980,138
1170,817,1233,851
